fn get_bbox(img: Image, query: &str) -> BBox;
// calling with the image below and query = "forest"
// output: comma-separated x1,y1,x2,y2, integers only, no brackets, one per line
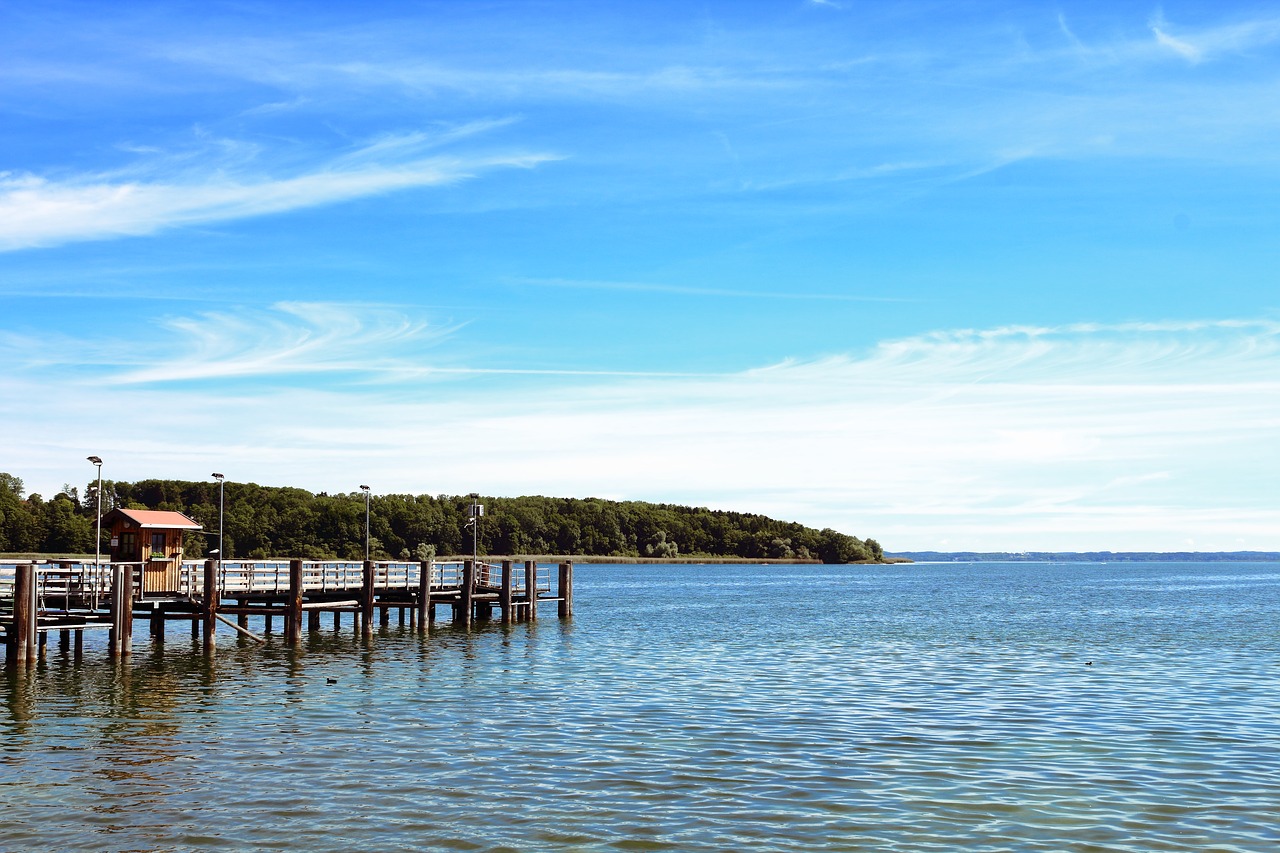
0,473,883,564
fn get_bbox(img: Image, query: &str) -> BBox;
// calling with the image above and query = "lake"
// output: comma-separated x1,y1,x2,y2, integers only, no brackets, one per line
3,561,1279,851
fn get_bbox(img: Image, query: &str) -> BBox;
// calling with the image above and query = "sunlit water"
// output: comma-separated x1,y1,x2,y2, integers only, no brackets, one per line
3,561,1279,852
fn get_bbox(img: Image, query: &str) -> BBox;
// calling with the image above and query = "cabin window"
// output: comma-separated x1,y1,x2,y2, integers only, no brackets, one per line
151,532,166,557
119,531,137,556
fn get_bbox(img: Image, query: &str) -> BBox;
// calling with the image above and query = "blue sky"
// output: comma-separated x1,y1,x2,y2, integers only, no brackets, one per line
2,1,1278,551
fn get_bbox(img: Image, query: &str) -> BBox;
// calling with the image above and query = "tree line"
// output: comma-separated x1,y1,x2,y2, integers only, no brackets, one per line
0,473,883,563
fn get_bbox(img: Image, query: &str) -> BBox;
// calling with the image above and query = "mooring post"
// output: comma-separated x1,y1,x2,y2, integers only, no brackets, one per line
361,559,375,638
460,560,475,628
107,564,122,659
203,558,217,651
558,562,574,619
12,562,34,668
150,604,164,641
525,560,537,620
308,609,320,632
286,558,303,644
121,566,135,657
500,560,513,624
417,559,432,633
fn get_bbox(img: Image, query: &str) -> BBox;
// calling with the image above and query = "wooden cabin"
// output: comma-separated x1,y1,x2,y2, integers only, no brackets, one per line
104,509,203,596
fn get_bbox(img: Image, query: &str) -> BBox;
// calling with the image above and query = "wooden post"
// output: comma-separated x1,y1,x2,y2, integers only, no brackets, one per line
12,562,33,668
558,562,574,619
308,610,320,632
202,559,217,651
460,560,475,628
361,560,375,638
74,629,83,659
107,564,122,659
121,566,135,657
333,611,341,630
286,558,303,644
380,605,390,628
150,604,165,642
500,560,513,624
525,560,537,620
417,559,432,633
60,628,71,653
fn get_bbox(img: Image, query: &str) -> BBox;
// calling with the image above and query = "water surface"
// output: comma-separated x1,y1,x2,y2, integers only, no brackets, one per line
3,561,1278,851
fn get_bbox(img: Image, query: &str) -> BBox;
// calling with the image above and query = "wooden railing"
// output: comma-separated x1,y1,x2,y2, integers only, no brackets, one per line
2,559,556,601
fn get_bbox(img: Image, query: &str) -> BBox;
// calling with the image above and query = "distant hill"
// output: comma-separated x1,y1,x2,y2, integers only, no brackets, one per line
0,472,883,564
886,551,1280,563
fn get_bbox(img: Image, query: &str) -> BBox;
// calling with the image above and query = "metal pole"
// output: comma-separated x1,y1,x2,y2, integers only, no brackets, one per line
88,456,103,608
212,473,225,595
360,485,371,562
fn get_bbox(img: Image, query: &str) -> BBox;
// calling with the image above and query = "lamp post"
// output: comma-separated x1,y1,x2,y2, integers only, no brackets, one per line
360,485,371,561
468,493,483,567
87,456,103,604
211,473,225,591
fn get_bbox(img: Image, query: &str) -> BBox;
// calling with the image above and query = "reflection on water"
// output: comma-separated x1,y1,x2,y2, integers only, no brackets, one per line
3,562,1280,852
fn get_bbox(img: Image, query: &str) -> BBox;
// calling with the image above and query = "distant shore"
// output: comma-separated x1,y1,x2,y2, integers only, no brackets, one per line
887,551,1280,563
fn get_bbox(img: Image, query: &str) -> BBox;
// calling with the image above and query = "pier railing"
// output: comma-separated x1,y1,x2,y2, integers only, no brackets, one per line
2,559,555,601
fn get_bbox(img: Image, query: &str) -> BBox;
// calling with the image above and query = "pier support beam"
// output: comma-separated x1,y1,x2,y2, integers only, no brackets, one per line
524,560,537,620
361,560,375,639
285,558,303,644
459,560,475,628
202,559,218,652
9,562,35,668
500,560,513,624
558,562,574,619
417,560,432,633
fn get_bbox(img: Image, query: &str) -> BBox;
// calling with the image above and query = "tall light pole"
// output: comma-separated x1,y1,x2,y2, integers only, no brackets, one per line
87,456,103,603
360,485,371,561
468,493,483,567
211,473,225,574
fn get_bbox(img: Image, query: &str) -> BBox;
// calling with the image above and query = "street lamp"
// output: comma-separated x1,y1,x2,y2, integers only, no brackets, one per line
360,485,371,561
211,474,225,585
87,456,103,604
468,493,484,567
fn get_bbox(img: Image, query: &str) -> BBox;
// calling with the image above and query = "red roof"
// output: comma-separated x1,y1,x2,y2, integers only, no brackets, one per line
106,508,203,530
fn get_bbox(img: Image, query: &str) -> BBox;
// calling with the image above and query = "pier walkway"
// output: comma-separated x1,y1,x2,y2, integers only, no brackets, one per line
1,558,573,667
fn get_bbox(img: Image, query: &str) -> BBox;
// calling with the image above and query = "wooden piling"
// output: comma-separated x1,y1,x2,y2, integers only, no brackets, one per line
108,564,123,659
361,560,375,638
60,629,71,653
417,559,432,633
202,559,217,651
121,568,135,657
500,560,513,624
308,609,320,632
525,560,537,620
460,560,475,628
13,562,34,667
286,558,303,644
558,562,574,619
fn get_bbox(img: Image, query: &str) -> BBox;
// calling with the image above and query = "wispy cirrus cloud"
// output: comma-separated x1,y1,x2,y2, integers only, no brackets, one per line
3,316,1277,550
0,131,557,252
1149,11,1280,64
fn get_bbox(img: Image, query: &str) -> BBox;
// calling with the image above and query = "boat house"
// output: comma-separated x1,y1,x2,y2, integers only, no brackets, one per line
104,508,203,595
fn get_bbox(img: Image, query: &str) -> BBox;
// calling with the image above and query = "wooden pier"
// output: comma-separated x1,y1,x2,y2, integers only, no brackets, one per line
1,558,573,668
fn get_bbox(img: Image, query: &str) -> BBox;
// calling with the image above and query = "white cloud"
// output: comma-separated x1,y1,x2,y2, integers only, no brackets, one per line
3,316,1277,552
0,142,557,252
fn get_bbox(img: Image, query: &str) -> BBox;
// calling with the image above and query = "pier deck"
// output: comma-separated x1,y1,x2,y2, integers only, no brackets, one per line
1,558,573,667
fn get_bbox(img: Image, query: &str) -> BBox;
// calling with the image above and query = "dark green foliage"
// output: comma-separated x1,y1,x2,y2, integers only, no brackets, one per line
0,472,881,562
